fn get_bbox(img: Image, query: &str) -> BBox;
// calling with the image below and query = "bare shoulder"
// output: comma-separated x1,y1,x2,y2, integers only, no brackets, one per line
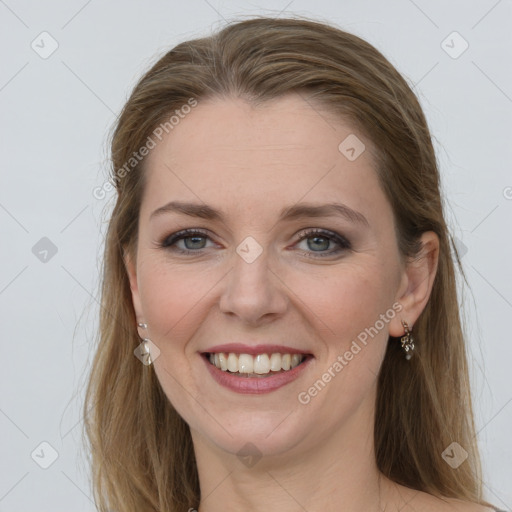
438,497,497,512
390,484,496,512
440,497,497,512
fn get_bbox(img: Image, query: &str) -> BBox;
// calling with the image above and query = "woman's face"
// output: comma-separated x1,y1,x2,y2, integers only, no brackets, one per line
126,94,412,460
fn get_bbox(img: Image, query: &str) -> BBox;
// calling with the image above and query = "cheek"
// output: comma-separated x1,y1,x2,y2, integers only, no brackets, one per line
137,262,216,418
300,265,397,397
290,260,397,343
137,262,216,346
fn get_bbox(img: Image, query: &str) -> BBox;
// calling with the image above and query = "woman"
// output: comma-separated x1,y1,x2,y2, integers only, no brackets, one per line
84,16,503,512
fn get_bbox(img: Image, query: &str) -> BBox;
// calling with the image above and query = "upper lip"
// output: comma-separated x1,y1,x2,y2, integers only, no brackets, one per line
202,343,312,356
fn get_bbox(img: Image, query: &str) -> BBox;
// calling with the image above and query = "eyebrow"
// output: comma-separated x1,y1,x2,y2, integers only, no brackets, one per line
150,200,369,227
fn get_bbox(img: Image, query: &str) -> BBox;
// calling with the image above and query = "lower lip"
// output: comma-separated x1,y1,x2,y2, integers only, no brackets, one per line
201,354,313,394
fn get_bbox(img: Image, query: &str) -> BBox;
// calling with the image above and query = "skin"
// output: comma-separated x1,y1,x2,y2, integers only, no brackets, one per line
125,94,492,512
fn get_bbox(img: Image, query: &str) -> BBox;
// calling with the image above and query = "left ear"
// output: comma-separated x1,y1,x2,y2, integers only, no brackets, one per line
123,247,147,339
389,231,440,337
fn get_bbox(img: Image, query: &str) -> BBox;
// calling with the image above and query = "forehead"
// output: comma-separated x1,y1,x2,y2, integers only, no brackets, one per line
140,94,386,224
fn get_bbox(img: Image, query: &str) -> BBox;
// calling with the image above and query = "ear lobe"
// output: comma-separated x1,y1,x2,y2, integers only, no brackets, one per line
389,231,439,337
123,248,144,324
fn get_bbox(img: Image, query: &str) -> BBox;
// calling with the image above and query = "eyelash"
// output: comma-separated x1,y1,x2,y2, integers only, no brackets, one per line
158,228,351,258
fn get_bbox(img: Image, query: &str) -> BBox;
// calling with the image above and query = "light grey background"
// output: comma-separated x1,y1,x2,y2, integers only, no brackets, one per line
1,1,511,510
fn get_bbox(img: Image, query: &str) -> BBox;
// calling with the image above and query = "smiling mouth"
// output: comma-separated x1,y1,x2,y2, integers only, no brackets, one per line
203,352,311,378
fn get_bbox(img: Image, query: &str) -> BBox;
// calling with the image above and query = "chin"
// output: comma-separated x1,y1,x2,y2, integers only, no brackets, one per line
191,415,311,463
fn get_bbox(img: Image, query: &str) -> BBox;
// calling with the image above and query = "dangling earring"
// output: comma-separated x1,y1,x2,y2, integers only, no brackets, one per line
136,322,153,365
141,338,153,365
400,320,415,360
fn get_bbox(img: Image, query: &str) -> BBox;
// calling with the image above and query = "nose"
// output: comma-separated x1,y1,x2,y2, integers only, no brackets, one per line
219,243,288,326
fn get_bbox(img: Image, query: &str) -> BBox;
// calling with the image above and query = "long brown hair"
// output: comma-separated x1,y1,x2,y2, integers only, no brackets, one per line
83,16,492,511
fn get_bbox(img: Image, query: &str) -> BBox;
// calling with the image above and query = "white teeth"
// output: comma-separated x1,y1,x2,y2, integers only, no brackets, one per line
218,352,228,371
253,354,270,374
270,353,282,371
238,354,253,373
208,352,306,375
227,353,238,372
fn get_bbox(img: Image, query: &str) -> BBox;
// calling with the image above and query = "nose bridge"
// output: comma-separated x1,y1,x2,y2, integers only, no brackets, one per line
219,235,287,322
